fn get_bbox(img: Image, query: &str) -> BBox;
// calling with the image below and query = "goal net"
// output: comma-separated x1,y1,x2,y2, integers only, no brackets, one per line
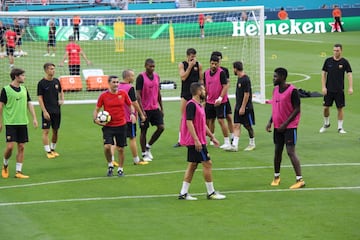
0,6,265,104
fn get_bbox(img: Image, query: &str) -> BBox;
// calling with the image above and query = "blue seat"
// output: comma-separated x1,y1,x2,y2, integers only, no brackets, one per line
342,3,351,8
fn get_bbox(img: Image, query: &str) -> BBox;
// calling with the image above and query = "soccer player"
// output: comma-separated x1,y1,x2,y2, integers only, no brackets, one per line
44,21,56,57
174,48,203,147
204,55,231,150
13,18,24,56
332,5,344,32
136,58,164,162
73,15,81,41
0,21,6,56
231,61,255,152
117,69,148,165
0,68,38,179
60,35,91,75
178,82,226,200
37,63,64,159
93,76,135,177
211,51,234,146
198,13,205,39
266,67,305,189
319,43,353,134
4,25,17,69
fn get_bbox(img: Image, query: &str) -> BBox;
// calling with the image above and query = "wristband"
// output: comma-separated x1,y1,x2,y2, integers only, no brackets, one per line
216,96,223,102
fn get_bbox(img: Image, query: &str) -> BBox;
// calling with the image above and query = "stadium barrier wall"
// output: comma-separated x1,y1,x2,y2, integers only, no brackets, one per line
15,16,360,42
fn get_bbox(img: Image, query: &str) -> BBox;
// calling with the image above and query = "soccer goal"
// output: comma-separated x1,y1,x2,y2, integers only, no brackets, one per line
0,6,265,104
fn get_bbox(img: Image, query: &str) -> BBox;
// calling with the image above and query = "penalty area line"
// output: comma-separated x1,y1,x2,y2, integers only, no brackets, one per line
0,186,359,207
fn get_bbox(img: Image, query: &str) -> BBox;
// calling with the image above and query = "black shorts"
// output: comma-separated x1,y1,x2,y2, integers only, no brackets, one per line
181,95,192,101
233,108,255,127
187,145,210,163
225,100,232,115
42,112,61,130
126,122,136,138
273,128,298,146
199,24,204,29
69,65,80,75
102,125,127,147
5,125,29,143
141,109,164,129
16,38,22,46
0,40,4,47
47,40,56,47
205,102,227,119
323,91,345,108
6,46,14,56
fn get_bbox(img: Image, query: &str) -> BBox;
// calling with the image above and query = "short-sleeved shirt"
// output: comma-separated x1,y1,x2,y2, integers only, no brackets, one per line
181,61,201,99
322,57,352,92
48,26,56,41
37,78,62,114
96,90,132,127
13,24,22,37
65,42,82,65
5,30,17,48
235,74,253,110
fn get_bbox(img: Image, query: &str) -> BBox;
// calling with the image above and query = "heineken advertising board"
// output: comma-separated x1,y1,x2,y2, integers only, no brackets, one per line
24,16,360,41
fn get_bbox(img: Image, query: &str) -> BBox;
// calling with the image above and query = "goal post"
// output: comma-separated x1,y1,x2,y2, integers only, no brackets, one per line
0,6,265,104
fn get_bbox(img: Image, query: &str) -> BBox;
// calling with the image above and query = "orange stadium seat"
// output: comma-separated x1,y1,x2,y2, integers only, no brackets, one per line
86,75,109,91
59,75,83,91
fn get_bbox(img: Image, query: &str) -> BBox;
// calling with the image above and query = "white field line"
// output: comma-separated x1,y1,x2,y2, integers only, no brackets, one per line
267,37,324,43
0,186,359,207
0,163,359,206
1,163,359,190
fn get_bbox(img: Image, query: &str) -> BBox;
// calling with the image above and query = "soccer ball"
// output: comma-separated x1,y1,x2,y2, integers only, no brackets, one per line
97,111,111,123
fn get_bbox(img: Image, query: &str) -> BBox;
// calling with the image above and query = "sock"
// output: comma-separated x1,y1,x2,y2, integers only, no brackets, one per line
205,182,215,195
142,152,146,156
338,120,343,129
274,173,280,178
146,143,151,150
230,133,234,140
178,132,181,142
133,156,140,163
117,167,124,172
44,145,51,153
232,136,239,147
111,155,115,161
108,162,114,168
3,158,9,166
16,162,22,172
249,138,255,146
296,176,303,181
324,117,330,125
224,137,230,145
50,142,56,151
180,181,190,195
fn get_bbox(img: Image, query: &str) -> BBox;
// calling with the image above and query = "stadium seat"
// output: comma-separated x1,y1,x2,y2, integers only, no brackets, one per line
352,3,360,8
83,69,109,91
86,76,109,91
59,76,83,91
342,3,351,8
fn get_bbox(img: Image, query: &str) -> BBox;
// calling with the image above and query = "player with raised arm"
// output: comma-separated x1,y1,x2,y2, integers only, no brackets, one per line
266,67,305,189
136,58,165,162
37,63,64,159
178,82,226,200
174,48,203,147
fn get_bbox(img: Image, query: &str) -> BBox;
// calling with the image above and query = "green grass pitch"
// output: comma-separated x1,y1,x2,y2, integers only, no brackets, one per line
0,31,359,239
